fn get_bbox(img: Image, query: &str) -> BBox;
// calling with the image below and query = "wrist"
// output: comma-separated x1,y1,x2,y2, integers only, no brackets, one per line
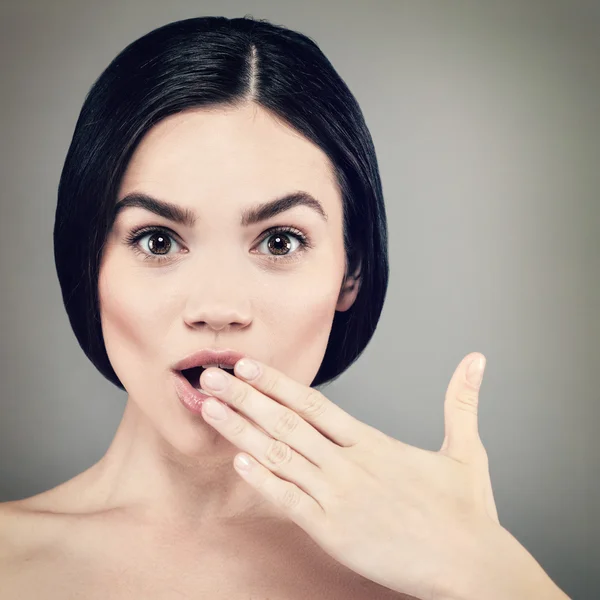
440,523,570,600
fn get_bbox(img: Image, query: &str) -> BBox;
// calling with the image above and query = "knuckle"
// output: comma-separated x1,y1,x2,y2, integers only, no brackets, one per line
300,389,327,419
229,384,249,409
280,485,301,510
261,375,278,398
455,389,479,415
265,439,293,466
273,410,300,440
230,418,247,437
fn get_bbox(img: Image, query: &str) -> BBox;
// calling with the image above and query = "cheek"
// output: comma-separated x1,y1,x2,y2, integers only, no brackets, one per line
260,272,342,386
97,259,171,385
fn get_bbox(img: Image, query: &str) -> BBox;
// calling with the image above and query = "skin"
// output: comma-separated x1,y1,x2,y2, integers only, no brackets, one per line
1,102,415,598
94,101,360,529
4,101,563,600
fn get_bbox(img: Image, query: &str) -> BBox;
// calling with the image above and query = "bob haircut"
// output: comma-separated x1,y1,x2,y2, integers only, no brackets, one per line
54,15,389,390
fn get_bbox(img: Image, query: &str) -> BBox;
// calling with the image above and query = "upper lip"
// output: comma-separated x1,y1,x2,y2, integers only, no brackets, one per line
172,349,248,372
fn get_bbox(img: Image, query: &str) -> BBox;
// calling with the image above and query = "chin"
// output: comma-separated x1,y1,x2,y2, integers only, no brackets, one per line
123,380,220,458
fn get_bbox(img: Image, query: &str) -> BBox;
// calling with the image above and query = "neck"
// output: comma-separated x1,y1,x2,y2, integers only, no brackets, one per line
72,397,280,531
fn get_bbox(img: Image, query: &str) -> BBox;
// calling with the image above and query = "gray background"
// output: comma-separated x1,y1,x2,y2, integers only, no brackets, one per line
0,1,598,598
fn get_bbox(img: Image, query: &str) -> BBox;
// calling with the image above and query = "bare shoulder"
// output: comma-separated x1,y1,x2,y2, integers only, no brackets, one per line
0,500,32,562
0,497,70,562
0,497,85,600
0,499,35,544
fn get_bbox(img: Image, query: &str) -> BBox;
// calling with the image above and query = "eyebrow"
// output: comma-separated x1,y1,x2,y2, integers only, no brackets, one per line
113,191,328,227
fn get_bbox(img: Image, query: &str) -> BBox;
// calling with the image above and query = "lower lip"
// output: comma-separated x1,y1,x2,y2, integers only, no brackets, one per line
171,370,213,415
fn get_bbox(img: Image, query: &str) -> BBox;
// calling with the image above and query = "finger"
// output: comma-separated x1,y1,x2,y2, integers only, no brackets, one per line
231,358,373,447
201,397,328,502
201,367,336,469
232,452,326,532
439,352,487,465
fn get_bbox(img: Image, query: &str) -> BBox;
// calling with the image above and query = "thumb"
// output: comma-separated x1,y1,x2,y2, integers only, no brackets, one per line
439,352,487,465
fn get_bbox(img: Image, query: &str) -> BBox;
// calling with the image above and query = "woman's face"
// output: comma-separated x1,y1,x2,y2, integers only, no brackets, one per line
98,103,359,456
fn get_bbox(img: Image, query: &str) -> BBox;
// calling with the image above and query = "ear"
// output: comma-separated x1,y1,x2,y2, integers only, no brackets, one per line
336,262,362,312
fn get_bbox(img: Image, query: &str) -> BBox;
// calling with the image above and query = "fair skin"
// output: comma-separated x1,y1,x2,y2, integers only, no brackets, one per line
96,101,359,528
1,101,568,600
0,102,412,598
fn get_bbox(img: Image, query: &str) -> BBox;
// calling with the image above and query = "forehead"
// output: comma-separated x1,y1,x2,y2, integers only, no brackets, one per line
118,103,340,202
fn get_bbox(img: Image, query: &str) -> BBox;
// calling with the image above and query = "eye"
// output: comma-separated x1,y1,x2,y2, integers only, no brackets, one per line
124,224,312,265
125,226,183,263
255,226,310,261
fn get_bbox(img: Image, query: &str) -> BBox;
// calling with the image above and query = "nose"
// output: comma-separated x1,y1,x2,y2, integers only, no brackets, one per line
184,305,252,332
181,255,253,333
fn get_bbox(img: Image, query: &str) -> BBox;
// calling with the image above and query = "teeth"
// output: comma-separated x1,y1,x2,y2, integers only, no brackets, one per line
201,364,233,369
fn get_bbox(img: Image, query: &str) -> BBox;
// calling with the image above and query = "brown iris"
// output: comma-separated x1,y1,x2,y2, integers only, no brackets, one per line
267,233,292,255
148,232,171,254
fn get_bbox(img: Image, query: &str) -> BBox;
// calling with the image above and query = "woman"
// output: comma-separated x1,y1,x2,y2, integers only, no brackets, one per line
0,16,568,600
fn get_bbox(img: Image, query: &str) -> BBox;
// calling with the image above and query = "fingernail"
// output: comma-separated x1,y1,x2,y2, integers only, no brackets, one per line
466,355,486,388
203,369,227,391
236,359,259,380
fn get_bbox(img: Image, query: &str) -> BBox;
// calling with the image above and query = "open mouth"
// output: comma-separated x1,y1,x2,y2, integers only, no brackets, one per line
179,366,235,389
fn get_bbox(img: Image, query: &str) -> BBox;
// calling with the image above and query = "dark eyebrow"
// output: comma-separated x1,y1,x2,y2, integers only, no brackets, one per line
113,191,328,227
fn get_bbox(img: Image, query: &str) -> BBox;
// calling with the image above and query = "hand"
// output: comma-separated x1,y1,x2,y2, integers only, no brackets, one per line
197,353,501,600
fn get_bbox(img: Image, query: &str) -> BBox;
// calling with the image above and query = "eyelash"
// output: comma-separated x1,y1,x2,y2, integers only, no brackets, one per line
123,225,312,265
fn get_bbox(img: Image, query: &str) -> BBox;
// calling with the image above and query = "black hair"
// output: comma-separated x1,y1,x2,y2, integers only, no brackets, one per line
54,15,389,390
